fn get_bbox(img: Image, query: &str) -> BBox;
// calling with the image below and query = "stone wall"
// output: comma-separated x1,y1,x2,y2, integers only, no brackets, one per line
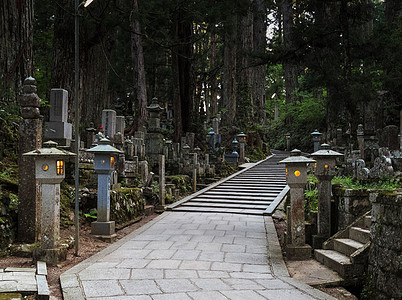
367,192,401,300
333,186,371,230
110,188,145,226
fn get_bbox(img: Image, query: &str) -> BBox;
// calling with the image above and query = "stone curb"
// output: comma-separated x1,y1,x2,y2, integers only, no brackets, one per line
264,216,337,300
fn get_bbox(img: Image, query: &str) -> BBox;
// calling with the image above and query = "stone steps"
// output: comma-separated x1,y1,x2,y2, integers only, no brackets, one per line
169,153,289,215
314,213,371,283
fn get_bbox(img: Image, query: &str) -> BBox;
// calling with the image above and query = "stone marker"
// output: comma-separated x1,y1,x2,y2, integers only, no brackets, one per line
18,77,43,243
145,98,164,169
101,109,117,139
116,116,125,135
44,89,72,146
159,155,166,207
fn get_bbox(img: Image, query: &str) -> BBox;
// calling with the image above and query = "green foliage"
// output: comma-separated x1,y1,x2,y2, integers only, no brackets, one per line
84,209,97,220
331,176,402,190
304,189,318,212
167,175,192,193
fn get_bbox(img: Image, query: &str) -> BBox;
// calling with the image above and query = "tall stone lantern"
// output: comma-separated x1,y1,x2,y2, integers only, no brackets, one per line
237,132,247,163
311,130,322,153
279,149,315,259
87,138,122,238
23,141,75,265
310,143,343,248
145,98,164,169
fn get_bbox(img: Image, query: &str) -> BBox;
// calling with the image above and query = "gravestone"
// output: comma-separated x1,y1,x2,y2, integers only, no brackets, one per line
86,122,97,148
101,109,117,139
185,132,195,150
44,89,72,146
18,77,43,243
116,116,125,135
379,125,399,150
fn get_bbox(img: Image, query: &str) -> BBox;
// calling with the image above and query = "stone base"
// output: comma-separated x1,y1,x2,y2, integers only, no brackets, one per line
33,245,68,266
312,235,329,249
91,221,115,236
286,244,312,260
93,234,117,243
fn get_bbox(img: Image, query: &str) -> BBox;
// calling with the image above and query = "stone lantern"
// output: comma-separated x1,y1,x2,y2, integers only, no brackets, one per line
23,141,75,265
311,130,322,153
207,128,215,154
147,97,164,131
232,138,239,152
87,138,123,238
279,149,315,259
237,132,247,163
285,133,291,151
310,144,343,248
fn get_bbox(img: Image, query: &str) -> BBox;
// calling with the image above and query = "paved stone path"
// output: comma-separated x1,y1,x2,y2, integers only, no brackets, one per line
61,153,335,299
61,212,334,299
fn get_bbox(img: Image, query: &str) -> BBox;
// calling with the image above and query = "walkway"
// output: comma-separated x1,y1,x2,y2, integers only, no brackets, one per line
169,152,289,215
61,153,335,300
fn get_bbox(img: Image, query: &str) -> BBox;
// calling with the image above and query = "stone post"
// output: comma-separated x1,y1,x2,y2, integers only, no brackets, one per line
86,122,97,148
279,149,315,259
357,124,365,159
101,109,117,139
158,155,166,208
145,98,164,169
116,116,125,135
311,130,322,153
311,144,343,248
18,77,43,243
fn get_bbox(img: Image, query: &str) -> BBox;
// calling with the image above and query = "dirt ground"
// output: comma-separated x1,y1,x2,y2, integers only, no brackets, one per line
0,213,158,299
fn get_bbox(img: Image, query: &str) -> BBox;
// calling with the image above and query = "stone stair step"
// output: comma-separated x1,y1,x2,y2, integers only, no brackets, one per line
172,206,263,215
195,194,276,201
188,198,270,205
181,201,268,210
349,227,370,244
203,191,279,197
333,238,364,257
314,249,352,278
213,187,284,192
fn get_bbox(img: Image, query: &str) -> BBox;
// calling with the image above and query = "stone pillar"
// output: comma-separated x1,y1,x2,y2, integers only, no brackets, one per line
186,132,195,150
102,109,117,139
86,122,96,148
18,77,42,243
158,155,165,207
145,99,164,169
41,183,61,249
239,142,245,163
311,144,343,248
357,124,365,159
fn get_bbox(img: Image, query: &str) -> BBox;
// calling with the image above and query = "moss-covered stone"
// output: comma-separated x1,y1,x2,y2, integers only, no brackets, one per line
110,188,145,226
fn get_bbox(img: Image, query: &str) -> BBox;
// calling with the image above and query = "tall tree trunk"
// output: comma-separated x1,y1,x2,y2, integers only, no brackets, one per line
252,0,267,128
222,16,237,130
51,0,112,130
171,7,193,141
130,0,148,132
281,0,298,104
210,32,218,118
0,0,34,101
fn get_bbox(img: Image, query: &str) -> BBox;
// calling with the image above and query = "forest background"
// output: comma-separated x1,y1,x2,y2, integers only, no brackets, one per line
0,0,401,162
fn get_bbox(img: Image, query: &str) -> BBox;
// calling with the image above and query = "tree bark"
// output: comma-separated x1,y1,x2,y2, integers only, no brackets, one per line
252,0,267,128
130,0,148,132
210,32,218,118
0,0,34,101
281,0,298,104
222,16,237,130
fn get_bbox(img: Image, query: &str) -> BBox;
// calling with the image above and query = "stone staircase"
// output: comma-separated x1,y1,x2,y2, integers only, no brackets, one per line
314,211,371,284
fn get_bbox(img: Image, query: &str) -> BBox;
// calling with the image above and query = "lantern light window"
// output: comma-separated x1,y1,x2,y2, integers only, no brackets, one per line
110,156,115,168
294,170,301,177
56,160,64,175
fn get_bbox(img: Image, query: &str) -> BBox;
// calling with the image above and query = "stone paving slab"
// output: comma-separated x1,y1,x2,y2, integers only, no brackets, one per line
61,212,336,300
